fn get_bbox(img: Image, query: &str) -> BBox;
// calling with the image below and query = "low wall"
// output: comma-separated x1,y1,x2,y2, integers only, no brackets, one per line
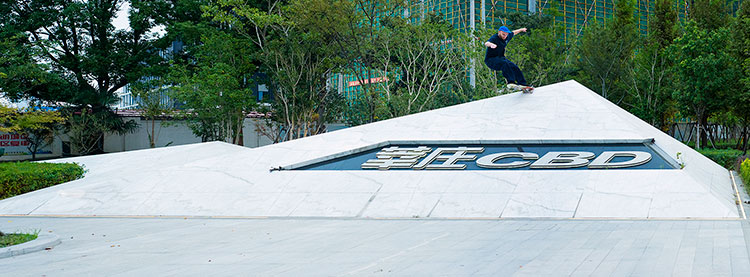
1,117,346,161
103,117,275,153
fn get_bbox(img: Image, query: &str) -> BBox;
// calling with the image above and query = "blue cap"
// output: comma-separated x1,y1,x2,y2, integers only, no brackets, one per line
498,26,511,33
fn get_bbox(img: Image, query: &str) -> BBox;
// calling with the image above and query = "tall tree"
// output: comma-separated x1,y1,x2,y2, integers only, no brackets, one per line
575,0,638,104
683,0,734,146
0,1,163,109
731,0,750,153
0,0,177,154
689,0,731,30
669,21,738,149
329,0,405,124
649,0,678,49
372,14,469,119
170,30,257,144
205,0,345,142
625,0,677,131
129,79,175,148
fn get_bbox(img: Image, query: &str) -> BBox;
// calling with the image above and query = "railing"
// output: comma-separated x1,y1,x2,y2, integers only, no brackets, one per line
669,122,748,148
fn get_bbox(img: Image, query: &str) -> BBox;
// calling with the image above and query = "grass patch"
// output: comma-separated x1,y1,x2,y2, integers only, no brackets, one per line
0,162,86,200
0,231,39,248
697,148,744,169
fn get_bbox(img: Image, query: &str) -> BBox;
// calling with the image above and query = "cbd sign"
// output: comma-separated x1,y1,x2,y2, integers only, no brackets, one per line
360,146,652,170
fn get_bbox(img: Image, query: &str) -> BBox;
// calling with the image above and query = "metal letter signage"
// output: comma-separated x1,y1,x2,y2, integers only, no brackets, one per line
294,140,677,171
476,152,539,169
588,151,652,169
413,147,484,170
529,152,596,169
361,146,431,170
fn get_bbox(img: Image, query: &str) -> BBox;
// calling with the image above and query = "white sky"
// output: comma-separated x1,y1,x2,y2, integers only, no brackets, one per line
112,1,166,36
112,2,130,31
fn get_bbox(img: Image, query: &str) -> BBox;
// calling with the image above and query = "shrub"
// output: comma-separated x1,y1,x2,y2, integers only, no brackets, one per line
741,159,750,189
0,162,85,200
697,148,744,169
687,140,743,150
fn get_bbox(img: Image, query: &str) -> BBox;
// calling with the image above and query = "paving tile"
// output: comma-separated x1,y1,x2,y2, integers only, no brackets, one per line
2,218,750,275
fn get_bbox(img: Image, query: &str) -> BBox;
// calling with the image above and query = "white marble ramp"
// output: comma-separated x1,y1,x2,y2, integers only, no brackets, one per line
0,80,740,218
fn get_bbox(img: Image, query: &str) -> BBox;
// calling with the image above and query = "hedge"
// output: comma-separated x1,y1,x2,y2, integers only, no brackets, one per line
0,162,85,200
741,159,750,191
697,148,744,169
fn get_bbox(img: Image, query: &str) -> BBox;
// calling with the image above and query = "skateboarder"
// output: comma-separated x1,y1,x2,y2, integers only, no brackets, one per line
484,26,532,92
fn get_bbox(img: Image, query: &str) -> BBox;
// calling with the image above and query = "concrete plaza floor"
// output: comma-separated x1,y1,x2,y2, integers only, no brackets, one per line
2,216,750,276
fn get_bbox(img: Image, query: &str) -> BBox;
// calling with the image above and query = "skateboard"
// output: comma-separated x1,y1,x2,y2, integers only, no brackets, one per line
506,84,534,93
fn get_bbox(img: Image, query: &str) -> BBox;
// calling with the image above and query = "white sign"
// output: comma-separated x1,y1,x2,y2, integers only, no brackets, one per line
0,133,52,157
362,146,652,170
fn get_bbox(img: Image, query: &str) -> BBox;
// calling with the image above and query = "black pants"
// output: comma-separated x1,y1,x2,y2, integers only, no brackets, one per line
485,57,527,86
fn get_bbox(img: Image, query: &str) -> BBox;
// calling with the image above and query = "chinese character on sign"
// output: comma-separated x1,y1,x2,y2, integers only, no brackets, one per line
361,146,432,170
413,147,485,170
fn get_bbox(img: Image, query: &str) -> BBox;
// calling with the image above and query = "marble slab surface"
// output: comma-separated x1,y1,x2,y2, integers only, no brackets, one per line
0,80,739,219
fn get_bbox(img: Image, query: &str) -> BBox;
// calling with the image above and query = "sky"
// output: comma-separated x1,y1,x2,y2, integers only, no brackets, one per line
112,2,131,31
113,1,166,36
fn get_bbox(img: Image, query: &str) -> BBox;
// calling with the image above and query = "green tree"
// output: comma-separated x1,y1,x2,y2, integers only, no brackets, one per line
575,0,638,104
690,0,731,30
170,30,257,144
205,0,344,141
329,0,405,124
678,0,735,148
0,0,185,154
0,1,163,109
731,0,750,153
0,105,21,133
624,0,677,131
372,14,469,119
19,109,66,160
669,21,738,149
129,79,175,148
649,0,678,50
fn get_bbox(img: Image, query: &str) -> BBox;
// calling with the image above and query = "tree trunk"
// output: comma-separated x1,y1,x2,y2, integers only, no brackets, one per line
700,114,709,148
734,126,747,150
743,125,749,155
237,120,244,146
150,119,156,148
696,121,701,150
